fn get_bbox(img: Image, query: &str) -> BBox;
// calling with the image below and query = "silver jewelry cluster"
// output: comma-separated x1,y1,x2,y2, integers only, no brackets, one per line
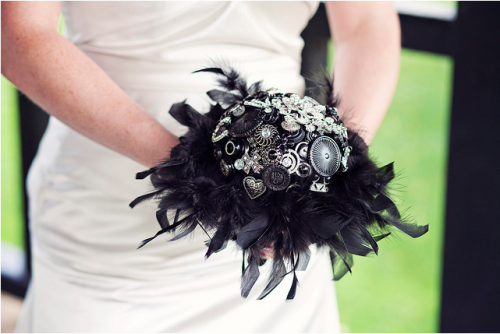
245,90,347,139
212,88,352,198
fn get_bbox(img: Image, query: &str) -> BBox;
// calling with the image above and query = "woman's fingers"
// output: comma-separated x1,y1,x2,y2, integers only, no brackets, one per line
260,244,275,260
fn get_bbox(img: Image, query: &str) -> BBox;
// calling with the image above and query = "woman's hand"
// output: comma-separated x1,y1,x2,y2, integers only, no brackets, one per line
260,243,275,260
325,1,401,145
1,2,179,168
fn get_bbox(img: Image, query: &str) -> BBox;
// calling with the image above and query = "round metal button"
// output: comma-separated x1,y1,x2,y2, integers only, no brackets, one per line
262,165,290,191
308,136,341,177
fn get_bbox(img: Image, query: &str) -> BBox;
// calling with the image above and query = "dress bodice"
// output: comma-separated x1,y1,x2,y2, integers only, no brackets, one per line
62,2,320,92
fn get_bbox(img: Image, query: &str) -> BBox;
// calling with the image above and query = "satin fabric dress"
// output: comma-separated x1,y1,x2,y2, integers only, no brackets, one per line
15,2,341,332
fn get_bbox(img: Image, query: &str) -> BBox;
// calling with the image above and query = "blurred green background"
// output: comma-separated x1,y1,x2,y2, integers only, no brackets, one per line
2,76,25,250
1,9,452,333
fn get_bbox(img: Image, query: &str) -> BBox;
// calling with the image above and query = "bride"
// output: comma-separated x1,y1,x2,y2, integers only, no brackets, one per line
2,2,400,332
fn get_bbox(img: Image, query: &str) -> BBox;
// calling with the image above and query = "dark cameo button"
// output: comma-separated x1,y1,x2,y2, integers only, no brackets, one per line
229,109,263,138
262,165,290,191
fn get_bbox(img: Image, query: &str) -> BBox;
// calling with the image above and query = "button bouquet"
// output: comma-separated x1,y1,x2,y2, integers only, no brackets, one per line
130,67,428,300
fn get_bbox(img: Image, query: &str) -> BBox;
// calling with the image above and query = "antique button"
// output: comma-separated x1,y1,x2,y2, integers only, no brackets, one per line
308,136,341,177
262,165,290,191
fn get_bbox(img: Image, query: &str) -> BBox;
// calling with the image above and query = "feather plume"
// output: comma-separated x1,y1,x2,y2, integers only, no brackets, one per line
131,66,428,300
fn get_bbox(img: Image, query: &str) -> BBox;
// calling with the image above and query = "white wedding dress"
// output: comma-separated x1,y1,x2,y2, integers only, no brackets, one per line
15,2,341,332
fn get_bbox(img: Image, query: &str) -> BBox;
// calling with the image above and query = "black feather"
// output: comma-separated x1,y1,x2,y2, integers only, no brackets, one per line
136,169,156,180
236,211,270,249
340,227,374,257
168,218,197,242
241,257,260,298
309,215,354,240
372,194,401,219
387,219,429,238
377,162,396,184
329,248,354,281
137,214,192,249
156,209,169,229
207,90,241,107
129,189,164,208
205,222,231,258
193,67,225,75
257,259,287,300
169,102,203,128
248,81,263,95
353,220,379,255
295,248,311,271
309,214,344,239
287,271,299,300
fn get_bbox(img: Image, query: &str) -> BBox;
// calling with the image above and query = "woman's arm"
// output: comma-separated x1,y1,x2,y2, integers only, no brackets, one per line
325,1,401,145
1,2,179,168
